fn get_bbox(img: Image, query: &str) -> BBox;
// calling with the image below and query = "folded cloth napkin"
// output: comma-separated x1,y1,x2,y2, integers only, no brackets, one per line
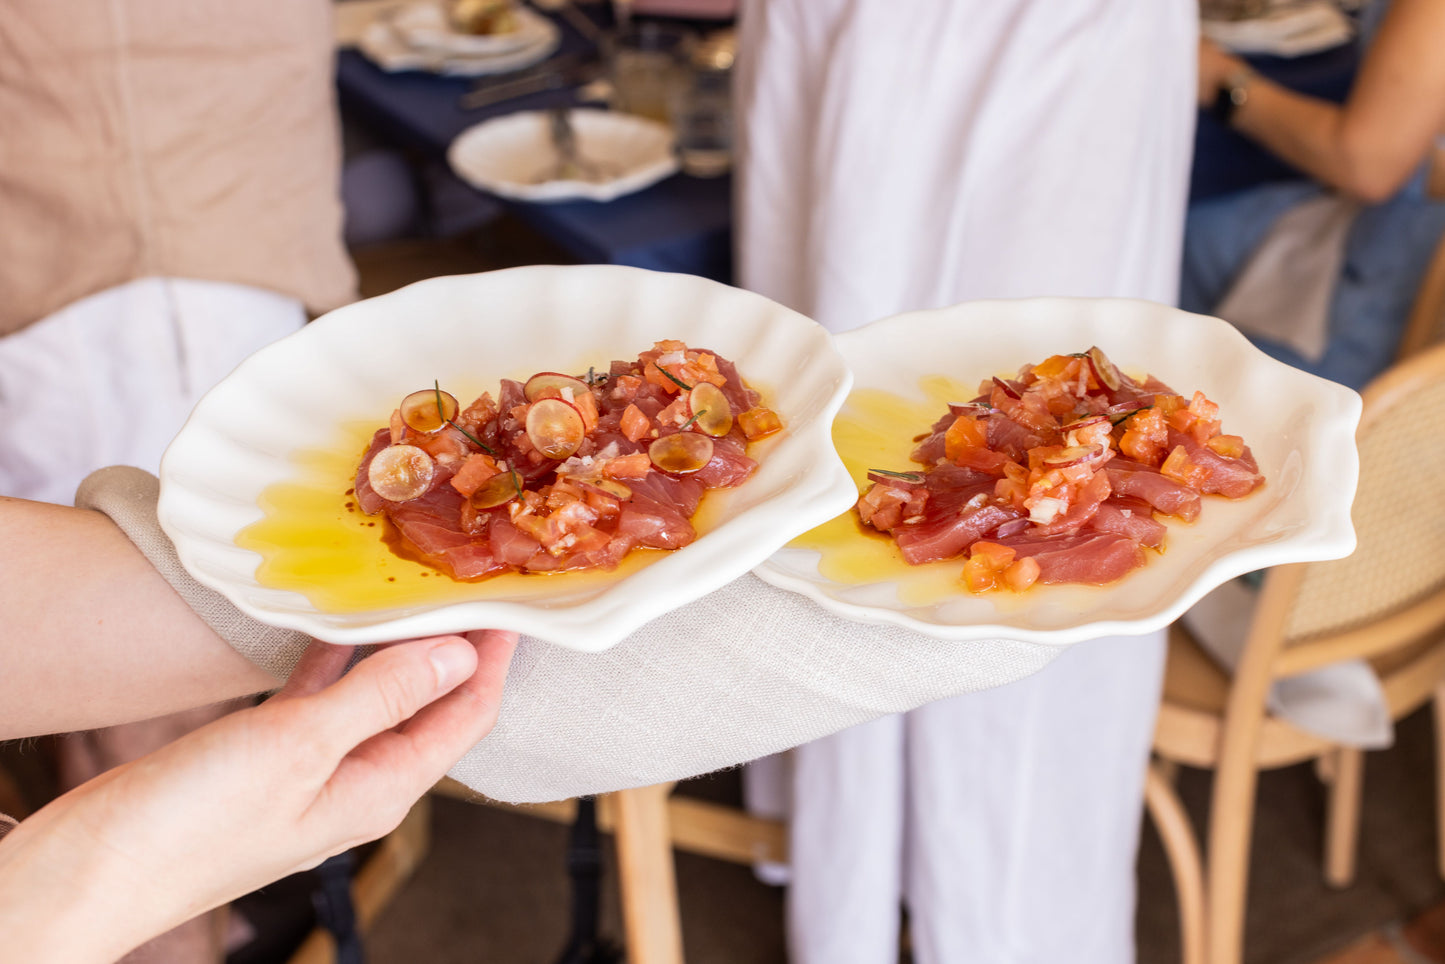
1215,191,1362,364
1181,577,1392,749
78,467,1065,804
1202,1,1355,57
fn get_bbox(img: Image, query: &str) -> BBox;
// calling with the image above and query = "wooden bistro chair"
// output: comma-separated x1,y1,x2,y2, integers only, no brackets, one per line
1149,340,1445,964
1393,223,1445,360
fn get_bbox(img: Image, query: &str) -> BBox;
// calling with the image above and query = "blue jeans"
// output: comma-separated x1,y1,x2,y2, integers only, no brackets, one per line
1179,176,1445,391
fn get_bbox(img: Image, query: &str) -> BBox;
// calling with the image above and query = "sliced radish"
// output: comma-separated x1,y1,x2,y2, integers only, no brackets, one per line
649,432,715,474
687,382,733,437
1086,346,1123,391
578,478,633,500
367,444,435,502
1041,445,1105,468
525,397,586,460
524,372,592,403
1106,399,1149,417
991,376,1022,400
947,402,994,418
1061,415,1109,431
400,388,459,434
469,470,522,509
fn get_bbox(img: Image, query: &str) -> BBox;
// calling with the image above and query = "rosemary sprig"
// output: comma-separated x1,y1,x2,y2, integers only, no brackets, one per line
869,468,926,482
679,409,706,431
658,365,693,392
435,380,497,455
510,465,523,499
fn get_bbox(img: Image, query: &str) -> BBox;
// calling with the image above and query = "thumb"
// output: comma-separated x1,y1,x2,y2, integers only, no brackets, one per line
290,635,479,762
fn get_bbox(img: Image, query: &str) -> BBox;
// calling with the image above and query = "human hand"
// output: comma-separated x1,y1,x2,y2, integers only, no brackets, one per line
0,630,518,962
1198,37,1246,107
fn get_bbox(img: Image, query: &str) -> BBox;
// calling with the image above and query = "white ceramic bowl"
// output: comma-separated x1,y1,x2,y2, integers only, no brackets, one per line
448,109,679,202
752,297,1362,645
158,266,854,651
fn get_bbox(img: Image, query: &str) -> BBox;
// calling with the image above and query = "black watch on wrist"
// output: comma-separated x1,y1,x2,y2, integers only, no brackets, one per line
1212,66,1256,126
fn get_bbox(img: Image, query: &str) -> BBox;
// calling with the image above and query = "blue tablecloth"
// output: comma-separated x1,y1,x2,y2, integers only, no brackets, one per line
336,23,732,281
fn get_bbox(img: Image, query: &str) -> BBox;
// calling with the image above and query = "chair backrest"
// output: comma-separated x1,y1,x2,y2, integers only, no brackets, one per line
1264,342,1445,660
1395,227,1445,360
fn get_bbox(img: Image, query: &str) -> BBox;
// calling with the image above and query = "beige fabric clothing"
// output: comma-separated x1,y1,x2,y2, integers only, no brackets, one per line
1215,192,1362,363
0,0,357,336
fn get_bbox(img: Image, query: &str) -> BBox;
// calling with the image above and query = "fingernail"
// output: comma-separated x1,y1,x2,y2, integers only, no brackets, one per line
429,640,473,690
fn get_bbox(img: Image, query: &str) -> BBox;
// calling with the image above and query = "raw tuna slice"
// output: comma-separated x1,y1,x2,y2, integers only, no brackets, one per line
1104,461,1202,522
995,531,1146,585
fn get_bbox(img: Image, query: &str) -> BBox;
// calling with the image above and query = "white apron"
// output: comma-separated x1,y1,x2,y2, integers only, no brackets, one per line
733,1,1197,960
0,278,305,504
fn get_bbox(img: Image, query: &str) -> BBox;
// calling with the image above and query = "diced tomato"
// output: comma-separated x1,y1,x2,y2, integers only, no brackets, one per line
970,541,1017,568
1003,556,1041,592
1206,434,1245,458
1160,445,1210,490
610,374,644,402
572,390,600,434
944,415,989,461
603,453,652,479
449,453,501,497
620,403,652,442
738,407,783,440
857,483,911,532
1120,407,1169,467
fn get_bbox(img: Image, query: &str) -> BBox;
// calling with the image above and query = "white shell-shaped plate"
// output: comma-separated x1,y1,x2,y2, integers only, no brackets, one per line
448,109,678,203
158,266,854,651
358,11,559,76
751,297,1362,646
390,1,552,56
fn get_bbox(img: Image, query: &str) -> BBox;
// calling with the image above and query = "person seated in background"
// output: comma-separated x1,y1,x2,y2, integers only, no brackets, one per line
1182,0,1445,390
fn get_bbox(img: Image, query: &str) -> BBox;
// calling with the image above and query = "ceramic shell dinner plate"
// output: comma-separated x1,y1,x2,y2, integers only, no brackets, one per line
751,297,1362,646
448,109,679,203
358,7,560,76
158,266,854,651
389,1,553,57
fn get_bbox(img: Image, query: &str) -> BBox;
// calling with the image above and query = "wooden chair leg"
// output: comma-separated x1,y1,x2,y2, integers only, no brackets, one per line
610,783,684,964
286,795,434,964
1435,681,1445,881
1205,748,1262,964
1144,761,1207,964
1322,747,1364,888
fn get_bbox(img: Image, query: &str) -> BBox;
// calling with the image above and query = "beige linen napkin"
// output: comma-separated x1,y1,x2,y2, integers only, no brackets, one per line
1215,192,1361,364
78,466,1065,804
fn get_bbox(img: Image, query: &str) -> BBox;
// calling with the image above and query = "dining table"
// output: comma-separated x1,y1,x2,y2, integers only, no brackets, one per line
335,2,735,283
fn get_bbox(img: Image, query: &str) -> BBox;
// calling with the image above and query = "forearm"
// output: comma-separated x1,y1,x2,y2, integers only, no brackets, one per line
1228,79,1395,201
0,796,153,962
1202,0,1445,203
0,497,277,739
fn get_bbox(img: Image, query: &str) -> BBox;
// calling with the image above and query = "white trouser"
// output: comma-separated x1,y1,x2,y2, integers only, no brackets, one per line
0,277,305,504
785,632,1167,964
733,0,1196,958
